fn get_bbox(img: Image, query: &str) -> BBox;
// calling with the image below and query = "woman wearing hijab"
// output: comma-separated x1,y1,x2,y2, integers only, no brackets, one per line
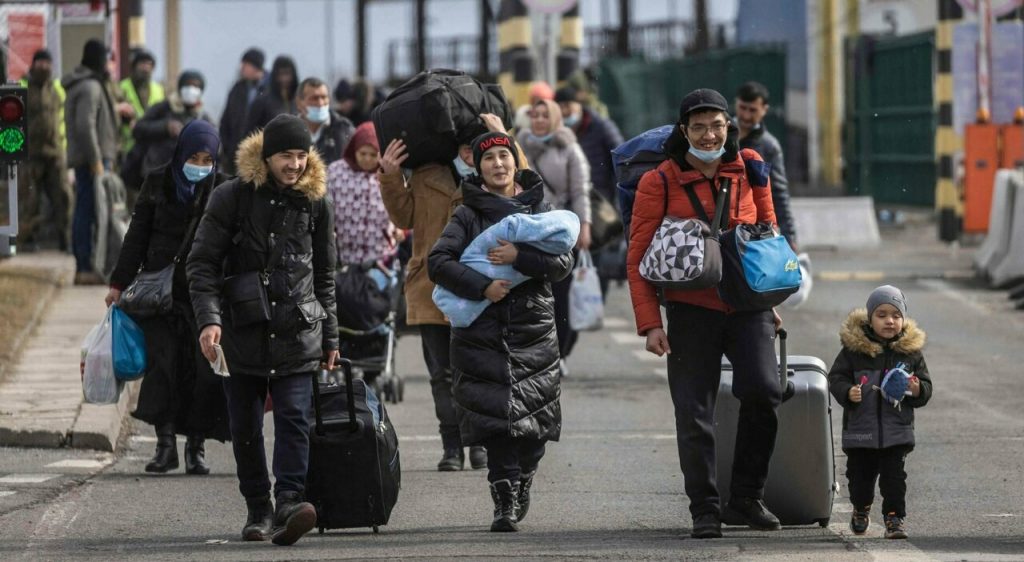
516,99,592,376
106,120,231,475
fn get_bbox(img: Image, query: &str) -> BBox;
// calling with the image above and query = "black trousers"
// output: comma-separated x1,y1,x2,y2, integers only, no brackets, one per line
483,435,546,483
223,372,313,500
664,302,781,518
846,446,911,517
419,324,461,450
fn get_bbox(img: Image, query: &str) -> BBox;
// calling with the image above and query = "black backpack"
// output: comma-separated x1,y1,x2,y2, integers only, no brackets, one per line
370,69,513,169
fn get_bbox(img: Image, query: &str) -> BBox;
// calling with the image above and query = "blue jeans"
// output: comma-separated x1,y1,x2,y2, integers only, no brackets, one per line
223,372,313,499
72,166,96,272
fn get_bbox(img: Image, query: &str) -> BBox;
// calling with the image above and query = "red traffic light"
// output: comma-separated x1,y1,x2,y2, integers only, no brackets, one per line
0,95,25,123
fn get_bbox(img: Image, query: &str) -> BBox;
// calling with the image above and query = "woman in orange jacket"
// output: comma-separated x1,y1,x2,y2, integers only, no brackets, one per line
625,89,784,540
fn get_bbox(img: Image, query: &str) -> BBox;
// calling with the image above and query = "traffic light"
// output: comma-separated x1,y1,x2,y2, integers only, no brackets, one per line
0,86,28,163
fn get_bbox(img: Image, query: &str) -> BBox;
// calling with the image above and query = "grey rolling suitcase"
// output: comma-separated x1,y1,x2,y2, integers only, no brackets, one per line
715,330,837,527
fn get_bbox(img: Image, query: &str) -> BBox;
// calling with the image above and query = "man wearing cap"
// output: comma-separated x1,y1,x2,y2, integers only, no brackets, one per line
119,48,165,153
18,49,70,252
219,48,267,175
626,88,784,539
63,39,123,284
187,114,338,546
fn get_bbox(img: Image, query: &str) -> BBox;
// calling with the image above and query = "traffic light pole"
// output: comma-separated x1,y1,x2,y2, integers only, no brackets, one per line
0,163,18,257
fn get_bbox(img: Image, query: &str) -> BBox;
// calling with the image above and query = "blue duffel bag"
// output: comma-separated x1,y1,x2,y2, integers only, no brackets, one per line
719,223,801,311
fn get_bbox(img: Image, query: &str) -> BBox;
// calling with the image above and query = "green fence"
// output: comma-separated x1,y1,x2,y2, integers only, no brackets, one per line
844,31,936,206
598,46,787,147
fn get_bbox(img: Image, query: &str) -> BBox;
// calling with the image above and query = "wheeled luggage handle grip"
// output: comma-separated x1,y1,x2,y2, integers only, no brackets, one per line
777,328,796,403
340,358,359,433
312,369,326,437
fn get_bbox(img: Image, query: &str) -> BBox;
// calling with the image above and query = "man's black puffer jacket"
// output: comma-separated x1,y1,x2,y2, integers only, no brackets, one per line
428,169,574,446
187,130,338,377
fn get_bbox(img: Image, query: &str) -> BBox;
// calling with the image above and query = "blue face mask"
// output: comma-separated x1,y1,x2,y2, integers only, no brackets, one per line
182,162,213,183
453,156,476,178
564,113,581,127
530,132,554,143
305,105,330,124
688,145,726,163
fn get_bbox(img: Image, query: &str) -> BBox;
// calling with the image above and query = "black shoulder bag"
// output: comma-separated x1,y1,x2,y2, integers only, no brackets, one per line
222,202,299,328
119,209,203,320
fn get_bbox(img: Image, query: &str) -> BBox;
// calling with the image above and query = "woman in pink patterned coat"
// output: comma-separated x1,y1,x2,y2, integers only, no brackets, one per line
327,121,399,266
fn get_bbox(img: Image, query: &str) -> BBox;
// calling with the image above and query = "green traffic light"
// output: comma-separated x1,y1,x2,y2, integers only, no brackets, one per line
0,128,25,154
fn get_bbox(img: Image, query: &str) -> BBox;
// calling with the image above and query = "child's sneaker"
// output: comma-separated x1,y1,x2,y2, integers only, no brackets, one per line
884,512,908,539
849,508,870,535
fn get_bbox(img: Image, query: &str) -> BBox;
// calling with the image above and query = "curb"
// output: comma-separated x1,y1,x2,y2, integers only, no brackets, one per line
0,262,70,385
68,380,140,451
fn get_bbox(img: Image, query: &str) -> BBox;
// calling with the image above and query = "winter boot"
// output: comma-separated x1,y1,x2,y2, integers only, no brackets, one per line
469,446,487,470
884,512,908,539
723,496,781,531
145,423,179,473
850,506,870,535
515,470,536,523
691,513,723,539
489,479,519,532
437,447,465,472
271,491,317,546
241,495,274,541
184,436,210,475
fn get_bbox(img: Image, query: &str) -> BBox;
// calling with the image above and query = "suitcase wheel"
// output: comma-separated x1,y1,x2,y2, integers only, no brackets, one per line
372,525,380,534
816,518,830,528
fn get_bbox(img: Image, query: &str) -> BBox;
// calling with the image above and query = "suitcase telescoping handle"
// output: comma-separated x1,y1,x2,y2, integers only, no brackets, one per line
777,329,796,402
311,358,360,436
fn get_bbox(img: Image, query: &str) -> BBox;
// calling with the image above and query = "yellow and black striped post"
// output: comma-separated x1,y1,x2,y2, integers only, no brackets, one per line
498,0,534,110
556,4,582,87
936,0,965,241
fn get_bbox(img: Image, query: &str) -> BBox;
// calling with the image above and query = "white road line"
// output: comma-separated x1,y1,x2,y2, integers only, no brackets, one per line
398,432,677,442
610,331,638,345
603,316,629,328
654,368,667,378
633,349,663,363
44,459,110,469
0,474,59,484
828,498,935,561
0,491,15,498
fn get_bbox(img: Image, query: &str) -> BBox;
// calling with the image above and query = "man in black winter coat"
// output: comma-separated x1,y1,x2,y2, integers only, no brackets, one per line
187,114,338,547
296,77,354,165
219,48,266,175
734,81,798,249
244,56,299,139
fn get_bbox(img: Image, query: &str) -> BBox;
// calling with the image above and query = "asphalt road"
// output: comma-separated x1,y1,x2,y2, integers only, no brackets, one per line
1,229,1022,561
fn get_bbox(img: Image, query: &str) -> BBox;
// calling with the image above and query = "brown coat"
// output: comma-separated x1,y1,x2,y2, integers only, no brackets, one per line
379,163,463,326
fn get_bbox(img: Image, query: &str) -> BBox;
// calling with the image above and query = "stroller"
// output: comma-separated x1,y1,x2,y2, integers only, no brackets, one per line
334,260,405,404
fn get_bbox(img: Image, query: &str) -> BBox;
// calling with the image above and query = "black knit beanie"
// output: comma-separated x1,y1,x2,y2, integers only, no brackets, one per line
177,69,206,92
261,114,312,159
81,39,108,73
471,132,519,175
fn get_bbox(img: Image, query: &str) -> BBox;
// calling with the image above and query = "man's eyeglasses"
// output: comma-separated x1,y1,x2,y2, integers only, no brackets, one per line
686,123,728,136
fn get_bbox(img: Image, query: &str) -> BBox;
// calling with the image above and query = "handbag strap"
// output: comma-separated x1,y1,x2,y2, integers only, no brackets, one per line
659,170,731,237
172,213,202,264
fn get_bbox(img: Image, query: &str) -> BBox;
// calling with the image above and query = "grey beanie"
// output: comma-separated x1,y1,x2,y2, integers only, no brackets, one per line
867,285,908,317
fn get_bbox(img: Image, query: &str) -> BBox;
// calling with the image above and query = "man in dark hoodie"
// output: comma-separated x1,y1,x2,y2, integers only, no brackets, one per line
244,55,298,137
220,48,267,175
63,39,121,285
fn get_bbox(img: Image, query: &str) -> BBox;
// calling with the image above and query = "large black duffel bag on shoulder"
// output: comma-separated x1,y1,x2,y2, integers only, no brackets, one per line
371,69,513,169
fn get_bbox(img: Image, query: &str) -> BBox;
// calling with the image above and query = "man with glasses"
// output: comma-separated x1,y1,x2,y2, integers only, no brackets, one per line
625,88,784,539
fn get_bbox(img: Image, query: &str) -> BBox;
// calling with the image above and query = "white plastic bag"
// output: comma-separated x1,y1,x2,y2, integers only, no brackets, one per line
780,253,813,309
569,250,604,331
82,308,122,404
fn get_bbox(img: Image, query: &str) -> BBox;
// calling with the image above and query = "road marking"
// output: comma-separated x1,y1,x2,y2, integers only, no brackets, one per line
828,495,935,560
632,349,663,363
0,491,15,497
398,432,677,443
0,474,59,484
45,459,109,469
603,316,629,328
131,435,186,444
984,513,1017,517
654,368,667,378
610,331,638,345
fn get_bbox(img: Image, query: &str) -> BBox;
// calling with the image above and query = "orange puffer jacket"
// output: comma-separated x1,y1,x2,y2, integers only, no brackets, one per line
626,148,776,335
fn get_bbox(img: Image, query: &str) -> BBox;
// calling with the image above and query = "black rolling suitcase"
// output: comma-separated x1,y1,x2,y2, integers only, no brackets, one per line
715,329,838,527
307,359,401,534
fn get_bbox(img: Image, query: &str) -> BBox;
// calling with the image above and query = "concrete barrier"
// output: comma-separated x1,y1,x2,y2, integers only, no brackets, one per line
985,170,1024,288
790,197,880,250
975,170,1023,277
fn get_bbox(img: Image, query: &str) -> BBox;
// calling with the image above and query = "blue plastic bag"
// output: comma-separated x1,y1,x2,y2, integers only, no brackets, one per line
111,305,147,381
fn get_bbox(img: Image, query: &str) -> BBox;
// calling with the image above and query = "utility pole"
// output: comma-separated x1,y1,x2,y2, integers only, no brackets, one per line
498,0,534,109
557,3,582,86
694,0,709,53
357,0,368,77
165,0,180,83
479,0,492,79
416,0,427,73
616,0,630,56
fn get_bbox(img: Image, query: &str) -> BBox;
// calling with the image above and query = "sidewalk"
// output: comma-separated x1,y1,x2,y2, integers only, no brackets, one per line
0,252,138,451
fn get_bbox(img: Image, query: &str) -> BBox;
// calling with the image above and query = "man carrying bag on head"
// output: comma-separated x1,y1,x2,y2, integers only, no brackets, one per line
187,114,338,547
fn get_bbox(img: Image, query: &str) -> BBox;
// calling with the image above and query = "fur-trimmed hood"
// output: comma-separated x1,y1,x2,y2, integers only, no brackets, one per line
839,308,926,357
235,129,327,201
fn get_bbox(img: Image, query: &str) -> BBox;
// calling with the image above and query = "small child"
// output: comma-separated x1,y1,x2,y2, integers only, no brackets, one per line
828,285,933,539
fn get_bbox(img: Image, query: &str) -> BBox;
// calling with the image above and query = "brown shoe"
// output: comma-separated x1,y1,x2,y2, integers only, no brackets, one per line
74,271,106,285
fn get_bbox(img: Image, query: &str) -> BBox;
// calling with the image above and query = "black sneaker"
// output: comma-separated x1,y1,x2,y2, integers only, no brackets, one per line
691,513,723,539
850,508,870,535
884,512,908,539
437,448,465,472
723,496,781,531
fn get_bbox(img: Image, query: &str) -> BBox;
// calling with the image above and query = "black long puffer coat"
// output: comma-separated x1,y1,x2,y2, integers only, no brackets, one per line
187,130,339,377
428,170,574,446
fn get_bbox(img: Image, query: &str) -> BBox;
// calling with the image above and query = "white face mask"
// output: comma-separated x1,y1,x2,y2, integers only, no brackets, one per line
180,85,202,106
